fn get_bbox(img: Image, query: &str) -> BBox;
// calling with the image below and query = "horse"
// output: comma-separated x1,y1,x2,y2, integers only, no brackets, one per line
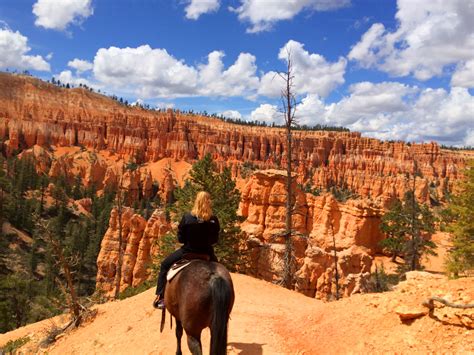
163,259,235,355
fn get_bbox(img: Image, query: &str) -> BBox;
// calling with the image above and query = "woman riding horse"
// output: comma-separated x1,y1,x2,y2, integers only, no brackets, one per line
153,191,220,309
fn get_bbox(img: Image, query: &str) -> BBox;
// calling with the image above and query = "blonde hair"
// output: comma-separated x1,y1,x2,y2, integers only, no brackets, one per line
191,191,213,221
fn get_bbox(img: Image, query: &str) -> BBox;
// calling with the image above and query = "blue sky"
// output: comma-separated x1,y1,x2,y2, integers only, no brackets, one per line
0,0,473,146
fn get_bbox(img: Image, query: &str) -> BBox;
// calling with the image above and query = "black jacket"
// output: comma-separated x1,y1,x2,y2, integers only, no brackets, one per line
177,212,220,255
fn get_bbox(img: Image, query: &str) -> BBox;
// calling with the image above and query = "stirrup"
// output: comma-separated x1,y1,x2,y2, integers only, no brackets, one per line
153,297,165,309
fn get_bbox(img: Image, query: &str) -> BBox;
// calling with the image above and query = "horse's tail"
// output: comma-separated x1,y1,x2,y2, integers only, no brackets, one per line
210,275,232,355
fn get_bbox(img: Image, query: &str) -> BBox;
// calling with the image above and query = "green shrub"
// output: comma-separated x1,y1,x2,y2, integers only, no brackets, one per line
1,336,30,354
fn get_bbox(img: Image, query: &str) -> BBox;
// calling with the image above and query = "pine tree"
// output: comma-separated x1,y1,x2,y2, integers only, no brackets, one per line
379,191,437,270
379,199,407,262
444,161,474,277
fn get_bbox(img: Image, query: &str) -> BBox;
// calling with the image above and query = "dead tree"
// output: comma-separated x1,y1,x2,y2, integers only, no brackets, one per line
114,164,125,299
330,221,340,300
36,218,82,324
409,159,419,271
277,49,298,289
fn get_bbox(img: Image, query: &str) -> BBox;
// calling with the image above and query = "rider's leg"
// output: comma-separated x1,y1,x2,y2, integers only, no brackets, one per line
209,248,218,262
155,248,185,297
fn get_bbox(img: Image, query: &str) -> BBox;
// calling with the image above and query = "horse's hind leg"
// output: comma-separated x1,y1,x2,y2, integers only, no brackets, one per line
175,321,183,355
186,334,202,355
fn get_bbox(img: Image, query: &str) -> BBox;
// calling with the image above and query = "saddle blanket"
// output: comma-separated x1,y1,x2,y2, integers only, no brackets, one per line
166,259,196,281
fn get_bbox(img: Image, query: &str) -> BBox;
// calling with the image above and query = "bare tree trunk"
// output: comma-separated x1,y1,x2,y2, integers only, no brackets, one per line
39,178,45,214
280,51,297,289
410,160,418,271
45,231,81,321
0,188,4,222
330,222,340,300
114,166,125,299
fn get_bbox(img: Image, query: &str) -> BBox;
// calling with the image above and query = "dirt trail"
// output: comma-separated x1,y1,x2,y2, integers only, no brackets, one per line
1,272,473,354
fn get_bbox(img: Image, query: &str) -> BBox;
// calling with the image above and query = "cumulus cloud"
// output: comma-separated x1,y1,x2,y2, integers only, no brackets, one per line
451,60,474,88
348,0,474,81
220,110,242,120
464,130,474,147
67,58,93,73
325,81,417,126
93,45,198,98
294,94,328,125
259,40,346,98
92,45,261,99
231,0,351,33
56,70,93,87
33,0,93,31
0,27,50,71
198,51,259,98
155,101,175,110
249,82,474,146
185,0,220,20
250,103,282,124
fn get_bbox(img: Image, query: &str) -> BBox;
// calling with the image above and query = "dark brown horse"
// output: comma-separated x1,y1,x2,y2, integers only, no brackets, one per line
164,260,235,355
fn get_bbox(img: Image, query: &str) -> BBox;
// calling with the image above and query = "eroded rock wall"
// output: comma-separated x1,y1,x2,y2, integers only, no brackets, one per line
95,208,170,297
0,73,466,204
240,170,383,299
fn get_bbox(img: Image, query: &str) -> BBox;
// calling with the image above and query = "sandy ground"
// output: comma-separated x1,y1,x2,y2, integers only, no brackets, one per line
1,271,473,354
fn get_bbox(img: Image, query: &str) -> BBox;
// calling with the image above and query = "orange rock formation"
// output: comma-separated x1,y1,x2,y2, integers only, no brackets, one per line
240,170,383,298
0,73,466,205
96,208,170,297
0,73,467,299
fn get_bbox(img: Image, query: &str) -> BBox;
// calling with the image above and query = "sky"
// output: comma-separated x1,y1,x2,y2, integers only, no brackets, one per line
0,0,473,146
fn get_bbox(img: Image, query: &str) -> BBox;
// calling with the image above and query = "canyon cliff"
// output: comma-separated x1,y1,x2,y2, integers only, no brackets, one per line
0,73,468,299
240,170,382,298
0,73,466,205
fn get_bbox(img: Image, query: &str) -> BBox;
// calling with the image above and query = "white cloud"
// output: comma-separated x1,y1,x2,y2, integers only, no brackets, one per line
451,60,474,88
33,0,93,31
185,0,220,20
67,58,93,73
294,94,327,126
0,27,50,71
92,45,261,99
248,82,474,146
325,81,417,126
93,45,198,98
464,130,474,147
131,99,144,107
220,110,242,120
259,40,346,98
231,0,351,33
56,70,93,87
79,40,344,100
348,0,474,81
250,103,282,124
198,51,259,98
155,101,175,110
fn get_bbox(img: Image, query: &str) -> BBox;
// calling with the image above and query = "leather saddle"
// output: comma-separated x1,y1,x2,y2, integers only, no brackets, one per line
166,253,211,281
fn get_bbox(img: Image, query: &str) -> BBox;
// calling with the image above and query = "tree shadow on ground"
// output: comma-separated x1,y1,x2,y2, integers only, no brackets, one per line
228,342,265,355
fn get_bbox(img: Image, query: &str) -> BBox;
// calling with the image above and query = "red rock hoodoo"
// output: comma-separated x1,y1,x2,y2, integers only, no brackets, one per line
0,73,466,205
0,73,468,299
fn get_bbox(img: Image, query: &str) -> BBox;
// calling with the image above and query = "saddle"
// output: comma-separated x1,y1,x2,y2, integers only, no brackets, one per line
166,253,211,282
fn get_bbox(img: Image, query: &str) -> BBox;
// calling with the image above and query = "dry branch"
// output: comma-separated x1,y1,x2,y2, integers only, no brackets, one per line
423,296,474,310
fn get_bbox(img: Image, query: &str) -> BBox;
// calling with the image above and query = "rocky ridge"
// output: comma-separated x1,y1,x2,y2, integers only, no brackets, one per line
0,73,467,205
0,73,468,299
